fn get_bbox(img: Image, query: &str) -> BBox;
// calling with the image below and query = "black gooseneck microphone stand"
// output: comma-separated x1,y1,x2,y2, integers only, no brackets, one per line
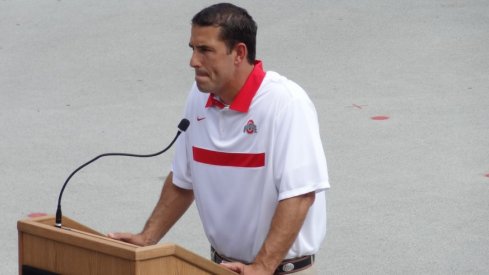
55,119,190,228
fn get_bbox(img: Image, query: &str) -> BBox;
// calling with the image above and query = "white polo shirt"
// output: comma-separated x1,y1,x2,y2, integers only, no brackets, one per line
172,61,329,263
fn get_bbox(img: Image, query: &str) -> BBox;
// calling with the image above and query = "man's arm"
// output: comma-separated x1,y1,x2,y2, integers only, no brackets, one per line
222,191,315,275
108,171,194,246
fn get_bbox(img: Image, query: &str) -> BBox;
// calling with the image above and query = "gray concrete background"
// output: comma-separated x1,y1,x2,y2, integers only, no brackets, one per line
2,0,488,274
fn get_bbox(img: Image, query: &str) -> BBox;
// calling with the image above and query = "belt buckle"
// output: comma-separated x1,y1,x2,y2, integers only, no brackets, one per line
282,262,295,272
276,255,314,274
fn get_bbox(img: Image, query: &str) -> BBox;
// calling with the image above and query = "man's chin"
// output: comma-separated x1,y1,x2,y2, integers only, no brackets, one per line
196,82,212,93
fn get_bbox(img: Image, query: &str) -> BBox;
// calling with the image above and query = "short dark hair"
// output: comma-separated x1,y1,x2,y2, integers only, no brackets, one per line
192,3,257,64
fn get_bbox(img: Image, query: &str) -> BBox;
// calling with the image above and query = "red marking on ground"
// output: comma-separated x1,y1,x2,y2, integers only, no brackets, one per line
371,115,390,120
484,173,489,178
28,212,48,218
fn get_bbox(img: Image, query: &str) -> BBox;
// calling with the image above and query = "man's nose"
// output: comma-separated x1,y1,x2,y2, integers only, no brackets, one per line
189,51,201,68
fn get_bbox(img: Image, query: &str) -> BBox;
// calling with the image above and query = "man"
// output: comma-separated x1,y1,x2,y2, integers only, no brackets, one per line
109,3,329,275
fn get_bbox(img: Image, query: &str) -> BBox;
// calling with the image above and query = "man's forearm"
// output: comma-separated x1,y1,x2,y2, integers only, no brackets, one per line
253,192,315,273
140,172,194,245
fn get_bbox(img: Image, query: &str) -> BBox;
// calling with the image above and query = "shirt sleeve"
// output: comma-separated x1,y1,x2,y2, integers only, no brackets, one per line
272,85,330,201
171,87,196,190
171,129,193,189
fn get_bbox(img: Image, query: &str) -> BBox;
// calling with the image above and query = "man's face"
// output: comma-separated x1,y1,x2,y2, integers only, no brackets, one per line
189,25,236,98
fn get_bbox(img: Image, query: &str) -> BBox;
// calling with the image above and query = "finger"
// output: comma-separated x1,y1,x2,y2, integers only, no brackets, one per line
221,262,245,273
107,232,132,241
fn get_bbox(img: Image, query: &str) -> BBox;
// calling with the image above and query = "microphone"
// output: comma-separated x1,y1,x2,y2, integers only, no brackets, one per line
55,118,190,228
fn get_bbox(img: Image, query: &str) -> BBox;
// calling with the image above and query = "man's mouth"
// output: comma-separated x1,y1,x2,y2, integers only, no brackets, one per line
195,72,209,83
195,69,208,77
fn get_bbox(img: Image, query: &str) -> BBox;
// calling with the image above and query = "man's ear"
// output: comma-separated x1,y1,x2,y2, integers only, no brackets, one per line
233,42,248,65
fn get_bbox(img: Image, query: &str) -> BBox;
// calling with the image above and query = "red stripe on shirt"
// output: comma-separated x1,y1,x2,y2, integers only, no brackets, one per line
192,146,265,168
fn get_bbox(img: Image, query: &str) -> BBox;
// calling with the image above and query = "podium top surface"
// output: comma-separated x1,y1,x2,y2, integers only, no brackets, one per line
18,215,170,260
18,215,237,274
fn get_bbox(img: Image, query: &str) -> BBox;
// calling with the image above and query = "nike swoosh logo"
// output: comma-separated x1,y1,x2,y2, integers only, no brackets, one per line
197,116,206,121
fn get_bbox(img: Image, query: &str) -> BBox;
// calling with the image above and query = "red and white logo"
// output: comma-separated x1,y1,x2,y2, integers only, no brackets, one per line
243,120,257,134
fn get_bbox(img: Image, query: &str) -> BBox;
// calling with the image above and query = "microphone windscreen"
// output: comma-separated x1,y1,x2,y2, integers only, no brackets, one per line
178,119,190,132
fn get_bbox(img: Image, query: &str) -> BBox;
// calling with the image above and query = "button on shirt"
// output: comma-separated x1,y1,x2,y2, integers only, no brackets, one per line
172,61,330,263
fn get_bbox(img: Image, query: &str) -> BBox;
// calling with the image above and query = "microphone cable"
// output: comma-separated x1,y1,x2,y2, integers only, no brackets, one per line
55,118,190,228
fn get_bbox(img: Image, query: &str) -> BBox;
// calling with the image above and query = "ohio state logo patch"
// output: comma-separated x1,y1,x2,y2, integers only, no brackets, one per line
243,119,257,134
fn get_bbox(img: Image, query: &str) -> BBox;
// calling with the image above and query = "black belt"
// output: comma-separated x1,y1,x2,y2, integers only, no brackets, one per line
211,247,315,274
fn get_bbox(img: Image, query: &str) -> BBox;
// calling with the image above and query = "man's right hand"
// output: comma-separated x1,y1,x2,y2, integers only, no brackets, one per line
106,172,194,248
107,232,154,246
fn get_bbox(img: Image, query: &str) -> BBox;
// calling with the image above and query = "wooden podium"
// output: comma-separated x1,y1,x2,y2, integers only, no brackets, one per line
18,215,236,275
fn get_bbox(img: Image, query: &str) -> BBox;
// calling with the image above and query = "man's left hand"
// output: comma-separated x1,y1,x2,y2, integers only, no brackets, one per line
221,262,273,275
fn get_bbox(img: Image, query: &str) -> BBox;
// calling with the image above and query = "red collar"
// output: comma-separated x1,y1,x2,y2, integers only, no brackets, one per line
205,61,266,113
